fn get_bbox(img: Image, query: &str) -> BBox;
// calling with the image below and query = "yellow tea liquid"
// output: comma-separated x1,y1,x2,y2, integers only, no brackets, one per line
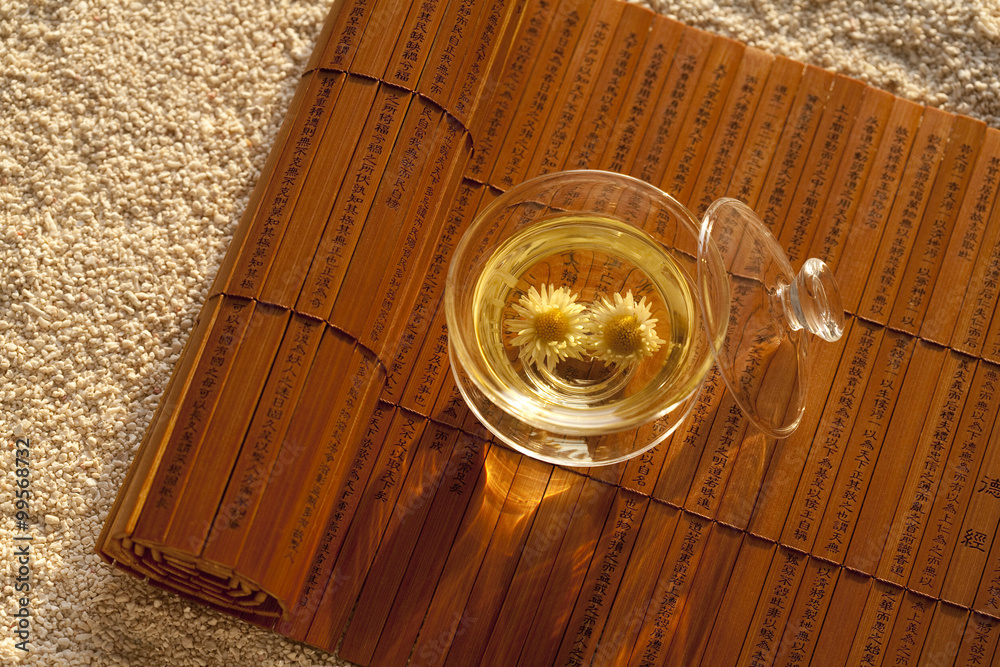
471,214,701,434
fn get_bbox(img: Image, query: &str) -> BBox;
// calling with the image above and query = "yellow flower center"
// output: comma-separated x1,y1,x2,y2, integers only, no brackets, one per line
534,308,570,343
605,314,643,356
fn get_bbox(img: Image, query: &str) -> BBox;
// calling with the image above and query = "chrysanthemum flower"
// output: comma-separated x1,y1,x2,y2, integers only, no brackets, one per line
506,284,589,371
586,290,665,367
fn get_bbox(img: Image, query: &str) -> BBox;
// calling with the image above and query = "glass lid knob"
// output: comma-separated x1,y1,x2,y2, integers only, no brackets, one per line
779,257,844,343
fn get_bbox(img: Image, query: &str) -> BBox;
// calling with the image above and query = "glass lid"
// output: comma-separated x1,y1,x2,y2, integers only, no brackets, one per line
696,198,844,438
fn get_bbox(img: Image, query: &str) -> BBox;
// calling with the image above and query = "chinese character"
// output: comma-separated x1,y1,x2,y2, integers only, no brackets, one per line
961,529,989,552
977,474,1000,499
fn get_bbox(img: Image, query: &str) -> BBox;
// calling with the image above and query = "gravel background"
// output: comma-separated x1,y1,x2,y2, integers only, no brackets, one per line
1,0,998,665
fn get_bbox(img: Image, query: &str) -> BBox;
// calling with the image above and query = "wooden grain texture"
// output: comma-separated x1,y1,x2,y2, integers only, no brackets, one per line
259,78,388,309
631,25,715,187
754,65,834,236
745,318,850,542
938,365,1000,609
590,499,682,667
724,55,804,210
834,97,924,312
921,602,970,665
809,569,872,665
958,200,1000,362
479,466,589,667
910,361,1000,600
659,35,745,205
516,0,625,184
921,127,1000,346
686,45,774,218
888,115,987,335
438,455,551,666
955,613,1000,666
881,591,936,667
335,423,461,662
563,1,654,172
875,351,977,591
735,546,809,667
513,476,617,666
843,340,944,575
625,513,713,667
699,536,776,666
778,74,866,270
811,329,916,564
598,16,685,176
556,490,649,666
779,318,883,553
660,524,743,667
806,85,895,273
386,180,485,406
844,580,905,666
969,230,1000,363
772,557,841,666
97,0,1000,663
856,106,953,324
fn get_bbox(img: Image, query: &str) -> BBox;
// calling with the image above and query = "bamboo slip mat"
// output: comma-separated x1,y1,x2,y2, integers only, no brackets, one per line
97,0,1000,663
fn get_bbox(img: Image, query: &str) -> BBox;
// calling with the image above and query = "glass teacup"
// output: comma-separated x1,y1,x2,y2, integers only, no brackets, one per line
445,170,843,466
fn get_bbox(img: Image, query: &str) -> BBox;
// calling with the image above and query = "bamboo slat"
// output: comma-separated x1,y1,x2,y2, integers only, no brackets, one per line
632,25,715,187
811,329,916,564
910,362,1000,600
772,557,841,665
881,591,935,666
98,0,1000,663
835,97,924,312
956,614,1000,665
887,115,987,335
555,490,649,666
743,323,849,541
843,340,944,574
476,466,588,667
598,17,685,176
754,65,835,235
685,45,775,218
659,36,745,204
517,0,626,184
510,477,618,666
806,85,895,271
365,433,494,664
660,523,742,667
625,512,713,666
736,546,810,666
942,416,1000,608
856,106,954,324
875,351,977,588
954,197,1000,361
595,499,684,667
777,74,867,269
698,536,776,666
920,128,1000,345
723,56,804,210
809,569,872,665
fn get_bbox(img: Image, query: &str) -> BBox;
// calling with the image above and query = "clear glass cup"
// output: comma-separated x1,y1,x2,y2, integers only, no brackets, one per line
445,170,843,466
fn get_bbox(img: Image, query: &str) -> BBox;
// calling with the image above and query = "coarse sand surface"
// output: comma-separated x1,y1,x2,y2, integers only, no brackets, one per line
1,0,998,665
